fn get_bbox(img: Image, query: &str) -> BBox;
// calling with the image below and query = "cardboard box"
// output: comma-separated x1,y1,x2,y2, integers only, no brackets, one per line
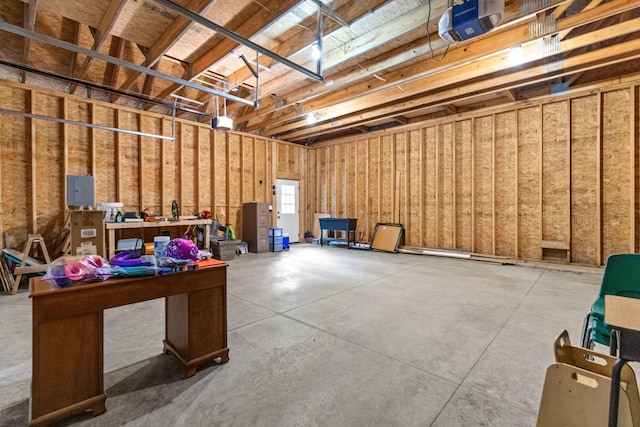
71,211,105,256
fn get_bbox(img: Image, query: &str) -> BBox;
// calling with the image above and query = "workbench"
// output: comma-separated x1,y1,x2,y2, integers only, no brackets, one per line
105,218,212,258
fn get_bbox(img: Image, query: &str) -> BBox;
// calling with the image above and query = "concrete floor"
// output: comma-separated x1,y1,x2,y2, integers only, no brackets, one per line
0,243,603,426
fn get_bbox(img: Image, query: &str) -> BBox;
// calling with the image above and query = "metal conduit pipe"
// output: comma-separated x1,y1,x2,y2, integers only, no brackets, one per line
0,19,257,107
0,107,177,141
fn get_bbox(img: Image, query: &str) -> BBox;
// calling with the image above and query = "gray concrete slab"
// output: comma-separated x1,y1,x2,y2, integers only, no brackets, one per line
0,244,603,426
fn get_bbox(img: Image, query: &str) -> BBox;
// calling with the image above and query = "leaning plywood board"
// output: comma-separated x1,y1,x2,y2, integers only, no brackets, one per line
371,223,403,253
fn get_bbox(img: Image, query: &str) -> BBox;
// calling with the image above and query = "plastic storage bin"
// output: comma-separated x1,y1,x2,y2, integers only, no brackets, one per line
269,228,283,252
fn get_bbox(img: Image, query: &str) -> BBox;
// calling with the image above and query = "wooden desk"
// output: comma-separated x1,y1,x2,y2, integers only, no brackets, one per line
29,265,228,426
605,295,640,427
105,219,212,258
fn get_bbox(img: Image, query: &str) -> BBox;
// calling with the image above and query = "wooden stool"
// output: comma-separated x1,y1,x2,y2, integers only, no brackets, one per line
3,234,51,295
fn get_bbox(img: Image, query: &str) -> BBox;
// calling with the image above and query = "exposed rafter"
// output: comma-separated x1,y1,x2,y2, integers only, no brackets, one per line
0,0,638,145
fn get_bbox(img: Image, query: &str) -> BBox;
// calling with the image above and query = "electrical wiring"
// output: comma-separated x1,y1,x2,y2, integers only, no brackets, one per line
426,0,451,62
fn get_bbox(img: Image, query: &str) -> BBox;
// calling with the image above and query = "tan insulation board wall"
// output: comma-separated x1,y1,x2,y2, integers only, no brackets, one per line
345,142,356,219
380,135,394,224
317,147,327,215
474,116,494,255
438,124,454,249
636,86,640,254
140,115,163,213
542,101,570,252
65,100,91,177
3,78,640,266
305,147,317,235
227,133,242,229
407,130,422,247
571,95,599,265
304,81,637,266
94,105,117,206
34,93,64,238
424,127,437,247
0,81,307,252
355,139,368,240
241,135,255,205
368,137,380,237
335,144,346,217
455,120,472,252
214,132,227,223
602,89,633,258
517,107,542,260
0,85,29,244
197,124,211,213
116,110,141,212
180,123,198,215
255,138,268,203
494,111,517,258
395,132,406,229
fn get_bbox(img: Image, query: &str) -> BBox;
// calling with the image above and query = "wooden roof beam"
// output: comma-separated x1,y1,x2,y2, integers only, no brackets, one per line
281,36,640,141
189,0,389,109
65,20,81,92
223,0,397,92
21,0,38,84
504,90,518,102
113,0,216,101
74,0,127,82
104,36,125,102
151,0,303,105
260,0,639,136
234,0,548,125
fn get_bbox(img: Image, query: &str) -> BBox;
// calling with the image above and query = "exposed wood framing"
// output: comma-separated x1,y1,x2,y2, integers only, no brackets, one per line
75,0,127,82
514,109,520,259
21,0,38,84
115,109,122,203
61,97,68,213
138,113,144,209
566,100,572,262
470,118,476,252
491,114,496,256
538,107,543,259
596,91,603,265
634,85,639,253
29,89,37,233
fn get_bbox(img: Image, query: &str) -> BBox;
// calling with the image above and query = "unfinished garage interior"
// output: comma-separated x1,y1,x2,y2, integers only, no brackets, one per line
1,0,640,425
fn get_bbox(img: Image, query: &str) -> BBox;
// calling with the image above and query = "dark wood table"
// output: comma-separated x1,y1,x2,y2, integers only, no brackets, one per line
29,264,228,426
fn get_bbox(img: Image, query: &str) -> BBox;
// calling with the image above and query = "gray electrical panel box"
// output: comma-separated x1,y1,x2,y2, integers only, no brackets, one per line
66,175,95,207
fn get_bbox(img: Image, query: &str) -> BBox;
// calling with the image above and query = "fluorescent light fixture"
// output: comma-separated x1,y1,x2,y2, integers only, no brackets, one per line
211,116,233,131
311,42,321,60
509,45,523,66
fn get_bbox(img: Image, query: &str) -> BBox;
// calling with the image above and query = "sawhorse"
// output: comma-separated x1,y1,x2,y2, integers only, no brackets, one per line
2,234,51,295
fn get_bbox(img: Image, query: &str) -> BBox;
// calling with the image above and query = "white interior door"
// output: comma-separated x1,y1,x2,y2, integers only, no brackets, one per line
276,179,300,243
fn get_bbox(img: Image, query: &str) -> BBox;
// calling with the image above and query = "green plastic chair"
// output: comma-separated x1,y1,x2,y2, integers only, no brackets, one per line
581,254,640,350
